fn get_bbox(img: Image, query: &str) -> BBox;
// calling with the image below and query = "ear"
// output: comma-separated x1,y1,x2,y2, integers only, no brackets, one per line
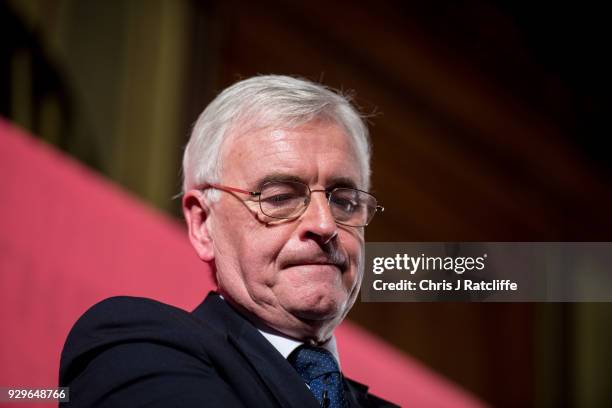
182,190,215,262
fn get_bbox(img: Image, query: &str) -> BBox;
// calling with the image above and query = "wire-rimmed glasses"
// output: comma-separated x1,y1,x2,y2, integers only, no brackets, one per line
203,180,383,227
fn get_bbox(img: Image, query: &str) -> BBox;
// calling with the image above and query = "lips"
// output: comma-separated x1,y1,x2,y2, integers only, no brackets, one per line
282,255,348,272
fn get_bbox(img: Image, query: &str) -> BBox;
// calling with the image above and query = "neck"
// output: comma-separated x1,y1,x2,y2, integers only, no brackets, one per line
219,291,339,344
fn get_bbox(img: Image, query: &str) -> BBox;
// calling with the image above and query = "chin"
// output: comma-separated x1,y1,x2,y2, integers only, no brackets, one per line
287,289,347,321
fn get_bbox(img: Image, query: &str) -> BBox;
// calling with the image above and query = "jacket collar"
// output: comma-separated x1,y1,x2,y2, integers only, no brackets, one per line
192,292,377,408
192,292,320,408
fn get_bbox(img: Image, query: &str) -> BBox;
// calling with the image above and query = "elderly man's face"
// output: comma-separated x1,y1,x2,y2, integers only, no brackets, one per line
205,120,364,342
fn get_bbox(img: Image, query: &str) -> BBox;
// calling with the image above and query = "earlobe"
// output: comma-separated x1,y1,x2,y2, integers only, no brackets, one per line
182,190,215,262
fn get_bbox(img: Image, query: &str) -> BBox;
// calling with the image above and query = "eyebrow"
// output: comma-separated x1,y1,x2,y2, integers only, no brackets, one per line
326,176,358,190
255,173,305,191
254,173,359,191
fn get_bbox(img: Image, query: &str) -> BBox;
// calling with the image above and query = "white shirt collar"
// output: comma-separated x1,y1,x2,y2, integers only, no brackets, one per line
218,294,341,369
257,327,341,370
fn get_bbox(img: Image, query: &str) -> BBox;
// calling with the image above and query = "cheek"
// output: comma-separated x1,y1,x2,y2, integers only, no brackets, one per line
236,225,292,287
340,230,365,287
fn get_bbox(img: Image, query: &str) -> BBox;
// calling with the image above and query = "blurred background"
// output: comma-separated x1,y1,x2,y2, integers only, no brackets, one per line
2,0,611,406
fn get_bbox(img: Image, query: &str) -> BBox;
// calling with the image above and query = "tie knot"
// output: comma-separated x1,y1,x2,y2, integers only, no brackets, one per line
288,345,340,383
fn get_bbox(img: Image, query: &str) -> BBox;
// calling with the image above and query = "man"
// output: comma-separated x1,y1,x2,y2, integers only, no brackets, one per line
60,75,394,407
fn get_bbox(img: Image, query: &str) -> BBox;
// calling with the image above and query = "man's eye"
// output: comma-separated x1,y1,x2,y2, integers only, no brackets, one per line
262,194,299,205
332,198,359,213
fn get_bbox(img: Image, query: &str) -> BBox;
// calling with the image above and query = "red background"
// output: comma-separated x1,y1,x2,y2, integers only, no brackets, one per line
0,119,483,407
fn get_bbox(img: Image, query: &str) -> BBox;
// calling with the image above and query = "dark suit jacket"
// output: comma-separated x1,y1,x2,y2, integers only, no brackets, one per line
60,292,398,407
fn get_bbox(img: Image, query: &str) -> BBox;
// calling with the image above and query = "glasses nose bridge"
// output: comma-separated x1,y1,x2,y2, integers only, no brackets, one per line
306,188,332,207
303,188,334,217
309,188,331,197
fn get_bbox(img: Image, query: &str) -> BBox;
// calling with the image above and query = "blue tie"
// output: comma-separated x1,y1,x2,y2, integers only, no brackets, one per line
288,345,348,408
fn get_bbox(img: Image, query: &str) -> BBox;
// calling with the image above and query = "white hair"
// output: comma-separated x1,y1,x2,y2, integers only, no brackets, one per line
182,75,371,199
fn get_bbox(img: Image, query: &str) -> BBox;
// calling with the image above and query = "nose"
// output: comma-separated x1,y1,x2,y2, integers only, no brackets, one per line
298,190,338,245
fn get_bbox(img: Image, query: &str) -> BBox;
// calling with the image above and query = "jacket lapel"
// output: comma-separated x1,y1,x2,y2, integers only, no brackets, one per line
345,378,400,408
229,323,320,408
192,292,319,408
345,377,371,407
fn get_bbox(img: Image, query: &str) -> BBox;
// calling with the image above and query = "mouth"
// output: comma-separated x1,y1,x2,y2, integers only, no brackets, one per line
284,264,343,279
283,259,347,273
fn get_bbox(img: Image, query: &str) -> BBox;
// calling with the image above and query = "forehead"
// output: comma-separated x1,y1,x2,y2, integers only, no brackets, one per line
220,120,363,188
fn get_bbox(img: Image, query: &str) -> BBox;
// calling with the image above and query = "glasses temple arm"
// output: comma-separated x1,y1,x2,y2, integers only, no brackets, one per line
208,183,259,196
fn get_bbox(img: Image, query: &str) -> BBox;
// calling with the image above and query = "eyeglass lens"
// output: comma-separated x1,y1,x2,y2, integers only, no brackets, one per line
258,181,377,226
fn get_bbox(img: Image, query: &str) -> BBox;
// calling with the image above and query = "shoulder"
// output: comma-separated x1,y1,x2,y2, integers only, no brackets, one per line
64,295,199,335
61,296,206,364
59,296,242,407
61,296,209,375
